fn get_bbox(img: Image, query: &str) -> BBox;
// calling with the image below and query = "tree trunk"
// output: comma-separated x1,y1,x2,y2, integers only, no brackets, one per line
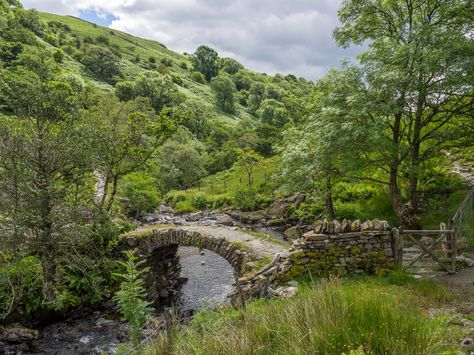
106,175,119,213
390,165,421,229
325,176,336,220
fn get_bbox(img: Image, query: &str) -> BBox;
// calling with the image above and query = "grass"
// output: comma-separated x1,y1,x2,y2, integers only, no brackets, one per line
187,156,279,198
141,277,455,355
38,12,244,126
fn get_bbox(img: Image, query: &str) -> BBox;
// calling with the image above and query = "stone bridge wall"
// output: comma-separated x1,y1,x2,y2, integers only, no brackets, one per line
234,219,395,304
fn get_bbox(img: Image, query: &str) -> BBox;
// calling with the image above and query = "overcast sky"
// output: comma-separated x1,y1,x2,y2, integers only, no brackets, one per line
22,0,362,80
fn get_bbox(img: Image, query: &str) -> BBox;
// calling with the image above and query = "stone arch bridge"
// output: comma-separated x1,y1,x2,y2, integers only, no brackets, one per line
118,228,249,303
118,220,397,305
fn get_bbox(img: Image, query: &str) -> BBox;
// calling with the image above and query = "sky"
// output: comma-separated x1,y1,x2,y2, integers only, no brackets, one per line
22,0,362,80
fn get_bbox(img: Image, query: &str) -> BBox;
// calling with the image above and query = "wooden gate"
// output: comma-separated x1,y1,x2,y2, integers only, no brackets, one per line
392,225,456,274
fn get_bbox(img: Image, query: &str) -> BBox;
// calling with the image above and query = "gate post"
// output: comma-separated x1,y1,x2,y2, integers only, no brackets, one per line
391,227,402,265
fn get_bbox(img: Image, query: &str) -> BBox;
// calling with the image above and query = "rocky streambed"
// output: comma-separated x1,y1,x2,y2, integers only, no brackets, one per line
2,207,291,354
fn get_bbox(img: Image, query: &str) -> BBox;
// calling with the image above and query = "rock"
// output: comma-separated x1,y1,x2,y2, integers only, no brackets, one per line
159,289,170,298
314,221,323,234
457,255,474,267
341,219,352,233
361,220,373,231
283,226,302,240
333,220,342,234
200,261,206,266
157,204,174,214
216,214,233,226
199,250,205,256
288,280,299,287
267,193,305,218
371,219,382,230
351,220,361,232
276,286,298,299
236,211,266,225
461,337,473,346
186,211,204,222
0,326,38,343
95,318,116,327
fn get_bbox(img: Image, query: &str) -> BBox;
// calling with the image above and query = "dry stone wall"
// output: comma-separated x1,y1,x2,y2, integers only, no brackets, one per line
234,219,396,304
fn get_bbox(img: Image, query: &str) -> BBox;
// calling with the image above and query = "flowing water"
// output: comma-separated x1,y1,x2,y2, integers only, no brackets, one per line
7,211,284,354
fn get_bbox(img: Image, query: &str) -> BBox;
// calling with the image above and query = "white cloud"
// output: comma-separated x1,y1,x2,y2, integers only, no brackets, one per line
22,0,362,80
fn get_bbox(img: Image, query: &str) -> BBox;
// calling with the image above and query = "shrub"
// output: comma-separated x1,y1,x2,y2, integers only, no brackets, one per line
191,192,210,210
165,191,185,204
232,185,260,211
191,71,205,83
179,61,188,70
120,173,161,219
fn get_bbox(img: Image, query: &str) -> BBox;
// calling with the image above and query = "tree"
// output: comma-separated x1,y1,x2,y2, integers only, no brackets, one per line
80,45,121,82
191,45,219,81
179,98,214,139
219,57,243,74
248,82,266,113
134,72,182,113
257,99,289,128
210,75,236,113
325,0,474,227
93,95,177,214
235,148,263,187
156,130,207,191
0,50,99,302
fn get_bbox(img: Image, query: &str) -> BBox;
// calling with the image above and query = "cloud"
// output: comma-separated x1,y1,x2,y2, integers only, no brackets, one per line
22,0,362,80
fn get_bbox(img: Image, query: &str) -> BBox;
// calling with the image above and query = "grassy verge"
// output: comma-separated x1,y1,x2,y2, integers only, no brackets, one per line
136,276,456,355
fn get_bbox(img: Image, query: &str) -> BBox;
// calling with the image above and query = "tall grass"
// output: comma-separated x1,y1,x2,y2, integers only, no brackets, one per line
144,279,450,355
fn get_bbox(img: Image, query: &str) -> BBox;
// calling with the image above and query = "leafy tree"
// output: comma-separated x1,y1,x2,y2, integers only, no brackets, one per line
219,57,243,74
191,71,205,83
0,50,99,302
156,130,207,191
248,81,266,113
257,99,289,128
115,80,135,102
235,148,263,187
179,98,214,139
329,0,474,227
80,45,121,82
191,45,219,81
232,72,252,91
53,49,64,63
134,72,182,113
210,75,236,113
93,95,177,213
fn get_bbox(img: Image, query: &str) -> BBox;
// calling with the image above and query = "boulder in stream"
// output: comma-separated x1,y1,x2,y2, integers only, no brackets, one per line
0,326,38,343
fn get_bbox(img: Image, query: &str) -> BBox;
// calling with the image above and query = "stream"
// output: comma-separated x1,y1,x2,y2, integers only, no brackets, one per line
5,211,285,354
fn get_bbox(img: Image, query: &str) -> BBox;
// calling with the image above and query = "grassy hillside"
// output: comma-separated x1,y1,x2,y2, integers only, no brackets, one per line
38,12,252,126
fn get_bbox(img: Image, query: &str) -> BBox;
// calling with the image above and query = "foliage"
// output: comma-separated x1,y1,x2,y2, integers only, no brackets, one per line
191,45,219,81
219,57,243,75
80,45,121,82
191,192,210,210
156,130,207,192
114,250,153,345
191,71,205,83
120,172,161,219
231,185,260,211
210,75,236,113
134,72,182,113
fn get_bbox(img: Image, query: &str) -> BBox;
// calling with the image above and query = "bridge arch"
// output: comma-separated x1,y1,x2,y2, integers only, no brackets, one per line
118,228,248,304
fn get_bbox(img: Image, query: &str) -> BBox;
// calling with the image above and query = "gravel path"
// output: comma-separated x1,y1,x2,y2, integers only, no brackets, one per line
176,225,289,259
